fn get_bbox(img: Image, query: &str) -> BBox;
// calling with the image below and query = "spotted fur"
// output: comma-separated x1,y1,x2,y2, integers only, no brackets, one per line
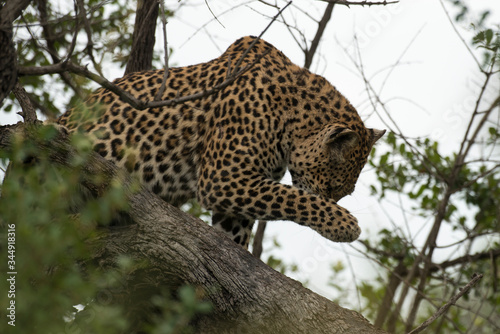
58,36,385,248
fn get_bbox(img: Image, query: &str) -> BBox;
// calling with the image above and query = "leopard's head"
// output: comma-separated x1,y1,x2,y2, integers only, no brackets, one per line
289,125,385,202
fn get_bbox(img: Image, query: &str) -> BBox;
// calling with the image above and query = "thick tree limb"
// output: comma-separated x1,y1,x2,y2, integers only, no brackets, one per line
17,51,270,111
124,0,159,75
0,122,388,334
0,0,32,104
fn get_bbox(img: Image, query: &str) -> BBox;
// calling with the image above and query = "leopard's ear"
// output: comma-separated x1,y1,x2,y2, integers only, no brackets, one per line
370,128,386,145
324,127,360,162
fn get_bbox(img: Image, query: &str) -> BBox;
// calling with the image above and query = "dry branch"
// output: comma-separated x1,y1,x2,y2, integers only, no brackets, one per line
0,122,389,334
304,2,335,69
408,274,483,334
319,0,399,7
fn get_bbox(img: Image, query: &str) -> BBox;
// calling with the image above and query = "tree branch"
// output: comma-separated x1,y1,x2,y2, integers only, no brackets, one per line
124,0,159,75
36,0,86,101
154,0,170,101
304,2,335,69
319,0,399,7
408,273,483,334
18,46,271,111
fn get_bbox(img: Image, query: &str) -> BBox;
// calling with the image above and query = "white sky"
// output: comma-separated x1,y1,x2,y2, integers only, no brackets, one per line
2,0,499,306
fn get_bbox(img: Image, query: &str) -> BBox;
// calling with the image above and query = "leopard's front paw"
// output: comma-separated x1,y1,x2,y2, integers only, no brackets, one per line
324,209,361,242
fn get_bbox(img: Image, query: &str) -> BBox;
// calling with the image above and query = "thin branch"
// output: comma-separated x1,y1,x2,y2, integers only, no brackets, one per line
344,35,449,184
154,0,170,101
438,0,483,71
204,0,225,28
34,0,86,100
377,24,426,96
304,2,335,69
230,1,292,76
319,0,399,7
431,249,500,273
64,0,80,64
179,2,252,49
408,273,483,334
457,162,500,192
461,94,500,166
18,51,268,111
19,2,291,112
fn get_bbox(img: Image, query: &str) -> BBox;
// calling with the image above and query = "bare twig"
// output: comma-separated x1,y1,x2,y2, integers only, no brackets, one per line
230,1,293,76
34,0,86,100
154,0,170,101
179,2,251,48
408,274,483,334
319,0,399,7
18,2,291,112
438,0,483,71
204,0,225,28
19,50,270,110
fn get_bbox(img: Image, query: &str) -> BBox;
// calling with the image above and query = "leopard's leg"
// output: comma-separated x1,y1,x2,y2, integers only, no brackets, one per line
212,213,255,249
198,173,361,243
197,134,362,243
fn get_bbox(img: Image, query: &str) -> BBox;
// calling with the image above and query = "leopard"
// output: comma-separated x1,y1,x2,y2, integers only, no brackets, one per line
57,36,385,249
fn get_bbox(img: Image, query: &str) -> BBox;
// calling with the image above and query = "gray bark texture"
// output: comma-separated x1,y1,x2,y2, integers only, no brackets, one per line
0,122,388,334
0,0,32,104
124,0,159,74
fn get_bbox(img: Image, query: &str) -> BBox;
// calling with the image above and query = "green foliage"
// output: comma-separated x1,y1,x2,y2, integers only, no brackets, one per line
264,237,299,275
0,126,212,333
148,286,212,334
472,27,500,68
0,125,131,333
181,199,212,223
370,133,448,218
359,10,500,329
448,0,491,28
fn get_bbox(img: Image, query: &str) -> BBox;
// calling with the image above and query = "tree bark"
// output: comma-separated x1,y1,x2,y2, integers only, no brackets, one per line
0,122,388,334
124,0,159,74
0,0,32,104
